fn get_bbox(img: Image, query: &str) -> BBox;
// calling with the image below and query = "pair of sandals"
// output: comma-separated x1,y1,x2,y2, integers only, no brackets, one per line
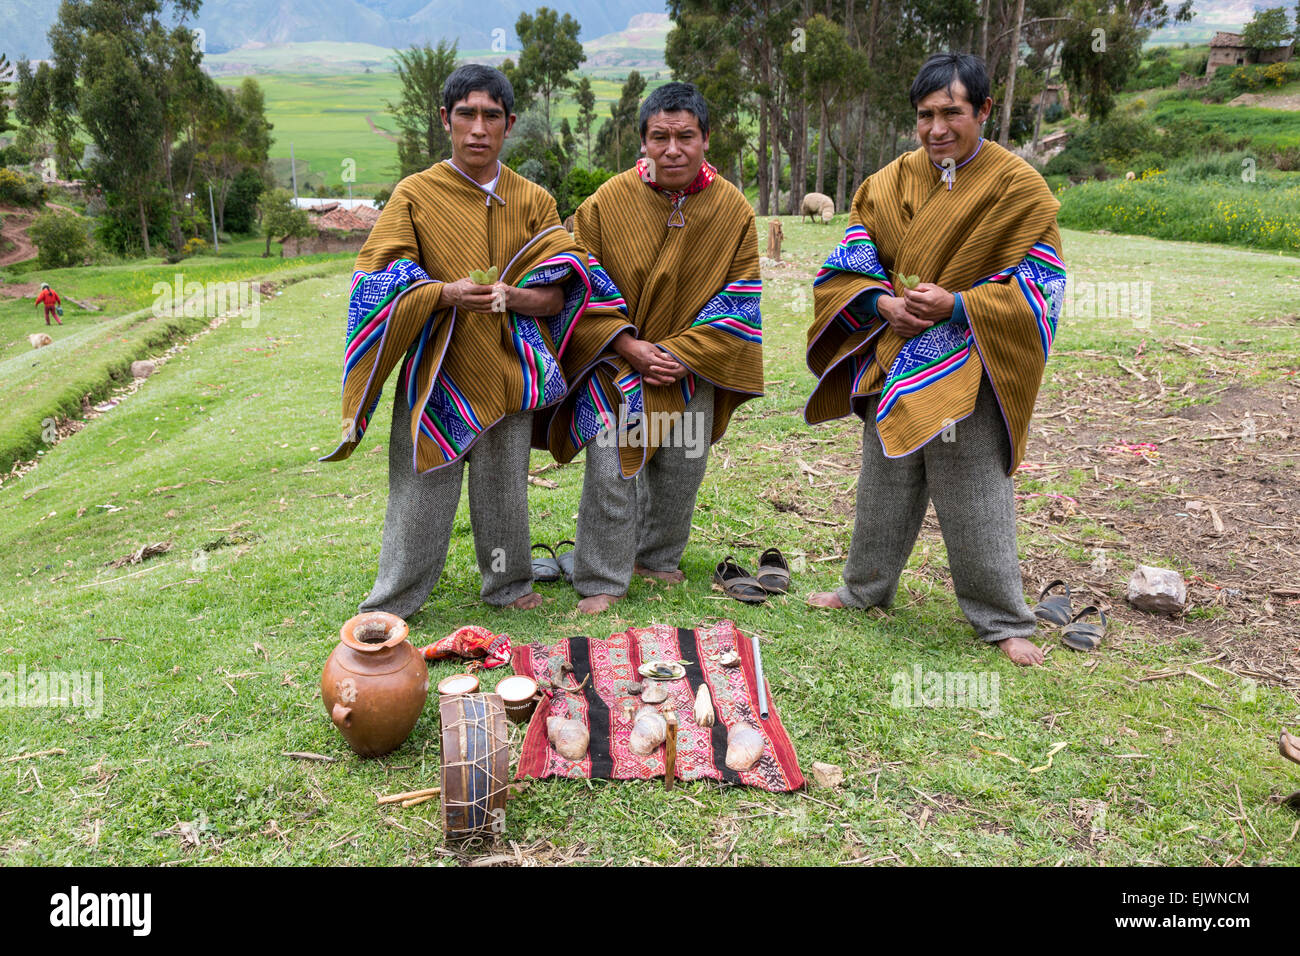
712,549,791,604
1033,580,1107,651
531,540,575,584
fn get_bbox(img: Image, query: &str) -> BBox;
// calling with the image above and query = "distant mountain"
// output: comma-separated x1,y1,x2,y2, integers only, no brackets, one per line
581,12,670,72
0,0,666,59
201,12,671,76
2,0,1280,62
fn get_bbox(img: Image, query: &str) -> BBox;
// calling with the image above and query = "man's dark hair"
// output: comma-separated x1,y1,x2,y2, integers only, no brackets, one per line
442,63,514,116
638,82,709,140
909,53,990,112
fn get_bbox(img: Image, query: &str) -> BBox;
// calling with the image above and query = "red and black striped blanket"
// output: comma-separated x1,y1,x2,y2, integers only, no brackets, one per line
511,621,804,792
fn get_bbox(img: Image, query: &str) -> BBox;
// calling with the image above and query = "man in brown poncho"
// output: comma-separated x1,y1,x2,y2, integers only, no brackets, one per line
322,65,626,617
540,83,764,614
804,54,1067,666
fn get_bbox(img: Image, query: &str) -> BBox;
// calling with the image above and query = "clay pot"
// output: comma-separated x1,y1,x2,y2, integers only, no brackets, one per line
321,612,429,758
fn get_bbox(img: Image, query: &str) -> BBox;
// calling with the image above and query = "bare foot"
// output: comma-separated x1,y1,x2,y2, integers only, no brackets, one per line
996,636,1044,666
577,593,621,614
806,591,846,609
634,564,685,584
508,591,544,610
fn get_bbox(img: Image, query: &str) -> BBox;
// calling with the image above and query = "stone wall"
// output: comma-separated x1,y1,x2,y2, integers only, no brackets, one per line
281,231,369,257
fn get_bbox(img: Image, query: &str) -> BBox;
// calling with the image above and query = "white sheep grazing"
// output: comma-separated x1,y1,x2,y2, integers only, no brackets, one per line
800,192,834,224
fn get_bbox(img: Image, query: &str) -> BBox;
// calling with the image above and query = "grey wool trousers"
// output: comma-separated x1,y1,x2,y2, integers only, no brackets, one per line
838,374,1037,644
359,389,535,617
573,380,716,597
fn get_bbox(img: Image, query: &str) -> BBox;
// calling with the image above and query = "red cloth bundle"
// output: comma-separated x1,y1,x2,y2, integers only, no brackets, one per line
418,625,512,669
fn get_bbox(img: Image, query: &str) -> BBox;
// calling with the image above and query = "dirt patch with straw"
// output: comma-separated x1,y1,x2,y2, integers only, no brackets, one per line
1019,370,1299,688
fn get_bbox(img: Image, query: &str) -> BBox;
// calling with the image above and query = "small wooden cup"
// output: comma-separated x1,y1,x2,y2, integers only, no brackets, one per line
436,673,480,697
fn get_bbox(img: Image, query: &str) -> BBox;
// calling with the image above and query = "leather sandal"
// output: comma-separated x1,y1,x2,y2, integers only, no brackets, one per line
531,543,561,584
1060,605,1107,651
754,547,791,594
554,539,575,584
712,556,768,605
1032,580,1073,627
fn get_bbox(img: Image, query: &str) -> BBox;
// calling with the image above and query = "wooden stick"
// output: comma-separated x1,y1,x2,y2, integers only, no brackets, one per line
664,712,678,791
377,786,441,806
4,748,67,762
400,793,438,808
752,634,769,719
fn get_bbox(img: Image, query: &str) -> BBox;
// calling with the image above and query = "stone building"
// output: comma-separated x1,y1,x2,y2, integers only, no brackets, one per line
281,202,380,257
1206,31,1295,77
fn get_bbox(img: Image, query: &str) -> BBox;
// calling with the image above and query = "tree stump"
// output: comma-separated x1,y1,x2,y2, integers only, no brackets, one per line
767,217,784,262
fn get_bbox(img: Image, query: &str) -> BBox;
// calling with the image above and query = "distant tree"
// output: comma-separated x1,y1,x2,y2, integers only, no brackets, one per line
515,7,586,141
18,59,86,179
1060,0,1194,122
595,70,646,172
387,40,458,178
194,77,272,233
574,75,596,167
502,110,567,194
0,54,14,143
260,187,312,257
557,165,612,219
665,10,748,188
29,208,89,268
499,57,535,114
559,116,577,166
43,0,207,255
235,77,273,162
801,16,868,196
223,166,265,234
1242,6,1292,49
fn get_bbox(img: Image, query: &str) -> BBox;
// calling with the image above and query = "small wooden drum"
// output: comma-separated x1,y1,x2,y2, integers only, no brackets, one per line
496,675,540,724
439,693,509,839
436,672,480,696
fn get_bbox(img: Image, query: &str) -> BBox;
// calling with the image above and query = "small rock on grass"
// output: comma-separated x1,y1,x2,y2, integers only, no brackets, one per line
811,761,844,788
130,360,156,379
1126,565,1186,616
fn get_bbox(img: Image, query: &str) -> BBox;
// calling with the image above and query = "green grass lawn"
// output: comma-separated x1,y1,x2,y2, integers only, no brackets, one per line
1057,174,1300,252
1151,99,1300,152
0,221,1297,865
0,252,352,471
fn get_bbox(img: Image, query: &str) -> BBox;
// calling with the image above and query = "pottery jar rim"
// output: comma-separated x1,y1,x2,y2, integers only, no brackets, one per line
340,612,410,653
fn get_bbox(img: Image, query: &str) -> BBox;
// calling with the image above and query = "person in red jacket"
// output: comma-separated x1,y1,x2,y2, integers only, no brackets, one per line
35,283,62,325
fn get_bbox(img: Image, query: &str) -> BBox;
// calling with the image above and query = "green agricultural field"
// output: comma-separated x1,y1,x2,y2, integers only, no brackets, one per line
206,42,402,76
215,73,407,195
217,72,633,194
1,220,1297,865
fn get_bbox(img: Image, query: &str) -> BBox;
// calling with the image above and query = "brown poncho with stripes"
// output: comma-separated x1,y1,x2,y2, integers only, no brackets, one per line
321,161,628,473
540,166,764,478
805,141,1066,474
